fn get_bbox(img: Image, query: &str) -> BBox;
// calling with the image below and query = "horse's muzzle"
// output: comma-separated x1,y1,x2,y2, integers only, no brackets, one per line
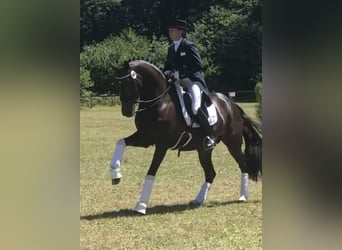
121,102,135,117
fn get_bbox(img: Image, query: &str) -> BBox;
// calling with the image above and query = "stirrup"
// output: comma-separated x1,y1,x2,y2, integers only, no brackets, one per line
203,136,216,150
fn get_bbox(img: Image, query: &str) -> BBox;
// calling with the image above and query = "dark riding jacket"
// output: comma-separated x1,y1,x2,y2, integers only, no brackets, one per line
164,38,208,92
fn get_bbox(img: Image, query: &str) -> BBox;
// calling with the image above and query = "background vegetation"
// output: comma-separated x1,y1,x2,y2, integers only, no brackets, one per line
255,81,262,119
80,0,262,102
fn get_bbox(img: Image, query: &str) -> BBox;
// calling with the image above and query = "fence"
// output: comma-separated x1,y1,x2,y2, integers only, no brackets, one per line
227,90,256,102
80,96,121,108
80,90,257,109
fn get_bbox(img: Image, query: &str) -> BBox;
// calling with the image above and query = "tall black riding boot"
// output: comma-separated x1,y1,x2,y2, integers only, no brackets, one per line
194,109,216,150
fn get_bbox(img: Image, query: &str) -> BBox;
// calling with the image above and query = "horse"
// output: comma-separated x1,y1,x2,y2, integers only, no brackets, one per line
110,59,262,214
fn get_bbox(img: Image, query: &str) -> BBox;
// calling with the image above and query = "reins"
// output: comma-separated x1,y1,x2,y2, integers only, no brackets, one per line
138,85,171,104
136,85,172,112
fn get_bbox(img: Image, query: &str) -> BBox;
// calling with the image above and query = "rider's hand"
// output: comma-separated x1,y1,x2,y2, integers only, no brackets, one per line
164,71,179,80
164,70,172,79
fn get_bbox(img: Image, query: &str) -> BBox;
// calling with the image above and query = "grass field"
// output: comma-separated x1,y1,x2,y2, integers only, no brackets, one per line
80,103,262,249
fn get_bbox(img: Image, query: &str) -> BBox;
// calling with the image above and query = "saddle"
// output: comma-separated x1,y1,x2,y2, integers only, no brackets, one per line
172,80,217,128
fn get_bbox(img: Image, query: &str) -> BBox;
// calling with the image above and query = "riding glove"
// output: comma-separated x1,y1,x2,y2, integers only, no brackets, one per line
164,71,179,80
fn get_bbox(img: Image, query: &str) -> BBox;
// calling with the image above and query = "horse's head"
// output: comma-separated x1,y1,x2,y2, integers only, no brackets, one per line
115,60,167,117
115,61,143,117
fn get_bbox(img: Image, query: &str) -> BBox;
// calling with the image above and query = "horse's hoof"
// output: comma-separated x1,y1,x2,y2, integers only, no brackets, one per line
189,200,202,207
134,210,146,216
238,195,247,201
112,178,121,185
134,202,147,215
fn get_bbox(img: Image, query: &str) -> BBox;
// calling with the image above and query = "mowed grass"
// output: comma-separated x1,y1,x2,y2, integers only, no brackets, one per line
80,103,262,249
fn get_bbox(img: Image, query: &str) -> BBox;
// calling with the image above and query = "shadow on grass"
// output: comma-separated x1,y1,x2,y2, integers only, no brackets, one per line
206,199,261,208
80,199,262,220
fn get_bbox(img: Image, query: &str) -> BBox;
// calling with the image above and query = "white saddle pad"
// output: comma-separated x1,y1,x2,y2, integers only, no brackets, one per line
173,81,218,128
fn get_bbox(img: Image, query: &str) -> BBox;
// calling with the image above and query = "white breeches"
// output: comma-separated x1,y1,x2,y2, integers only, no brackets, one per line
182,81,201,115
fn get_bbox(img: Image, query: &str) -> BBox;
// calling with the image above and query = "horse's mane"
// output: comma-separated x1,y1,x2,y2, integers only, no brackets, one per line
129,59,166,80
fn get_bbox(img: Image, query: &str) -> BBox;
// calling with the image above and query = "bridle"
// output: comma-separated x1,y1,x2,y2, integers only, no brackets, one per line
116,69,171,112
115,72,134,80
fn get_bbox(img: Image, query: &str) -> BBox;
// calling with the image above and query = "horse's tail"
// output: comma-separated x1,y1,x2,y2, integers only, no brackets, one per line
236,104,262,181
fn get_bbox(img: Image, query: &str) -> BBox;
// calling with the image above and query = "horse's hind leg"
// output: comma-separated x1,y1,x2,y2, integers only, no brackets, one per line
134,146,167,215
223,135,250,201
190,149,216,205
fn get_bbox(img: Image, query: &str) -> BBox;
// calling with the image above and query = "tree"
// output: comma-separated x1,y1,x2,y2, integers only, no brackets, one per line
81,0,123,48
80,66,94,97
191,1,262,92
80,0,262,96
80,0,229,47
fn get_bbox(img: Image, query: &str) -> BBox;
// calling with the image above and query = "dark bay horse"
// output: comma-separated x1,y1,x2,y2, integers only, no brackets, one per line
110,60,262,214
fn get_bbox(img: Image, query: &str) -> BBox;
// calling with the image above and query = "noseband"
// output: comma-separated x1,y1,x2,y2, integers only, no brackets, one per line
115,70,139,80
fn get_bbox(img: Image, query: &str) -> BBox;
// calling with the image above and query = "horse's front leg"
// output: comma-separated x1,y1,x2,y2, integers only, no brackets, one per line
110,132,152,184
110,139,126,184
134,146,167,215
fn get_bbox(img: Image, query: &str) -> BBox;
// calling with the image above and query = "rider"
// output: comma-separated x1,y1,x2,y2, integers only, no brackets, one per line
163,19,216,150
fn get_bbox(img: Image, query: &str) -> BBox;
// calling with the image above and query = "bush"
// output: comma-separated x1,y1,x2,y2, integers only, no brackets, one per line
255,82,262,119
80,29,169,96
80,66,94,97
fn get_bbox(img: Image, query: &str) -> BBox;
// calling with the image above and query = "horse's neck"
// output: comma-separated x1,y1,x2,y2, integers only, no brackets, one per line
139,71,167,98
132,62,167,98
141,80,166,101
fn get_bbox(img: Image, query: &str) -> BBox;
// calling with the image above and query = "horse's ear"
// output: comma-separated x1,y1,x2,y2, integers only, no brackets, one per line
123,60,129,69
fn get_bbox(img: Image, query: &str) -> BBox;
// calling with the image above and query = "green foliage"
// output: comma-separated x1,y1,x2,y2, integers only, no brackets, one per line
148,37,169,68
81,29,168,95
80,66,94,97
191,2,261,92
80,0,123,46
191,6,244,76
80,0,227,47
255,81,262,119
80,0,262,99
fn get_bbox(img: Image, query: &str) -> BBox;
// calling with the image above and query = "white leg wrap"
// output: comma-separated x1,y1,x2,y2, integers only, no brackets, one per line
110,139,126,179
134,175,155,214
194,182,211,204
239,173,249,201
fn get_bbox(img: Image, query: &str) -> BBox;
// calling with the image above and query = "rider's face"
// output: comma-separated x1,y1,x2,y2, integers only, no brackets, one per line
168,28,183,41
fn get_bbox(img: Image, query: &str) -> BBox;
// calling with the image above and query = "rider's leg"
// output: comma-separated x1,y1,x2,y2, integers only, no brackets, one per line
185,81,216,150
187,83,201,115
